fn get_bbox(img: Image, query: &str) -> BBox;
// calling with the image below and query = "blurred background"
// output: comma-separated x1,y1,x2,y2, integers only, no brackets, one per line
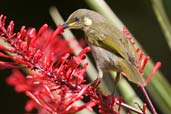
0,0,171,113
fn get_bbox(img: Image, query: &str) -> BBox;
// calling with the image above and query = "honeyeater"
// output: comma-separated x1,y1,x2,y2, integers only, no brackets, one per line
62,9,146,86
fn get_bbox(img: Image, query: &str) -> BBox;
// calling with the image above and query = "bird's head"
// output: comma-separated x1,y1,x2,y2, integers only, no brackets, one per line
62,9,106,30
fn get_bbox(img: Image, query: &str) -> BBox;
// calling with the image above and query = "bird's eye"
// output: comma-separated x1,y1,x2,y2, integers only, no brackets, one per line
75,17,80,22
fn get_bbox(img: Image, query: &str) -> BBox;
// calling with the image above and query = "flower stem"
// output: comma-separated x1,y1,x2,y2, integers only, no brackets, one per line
116,100,143,114
140,85,157,114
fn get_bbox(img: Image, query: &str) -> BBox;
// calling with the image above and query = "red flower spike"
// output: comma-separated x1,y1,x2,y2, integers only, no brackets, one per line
0,15,3,24
138,52,144,62
15,84,30,92
11,56,32,67
0,25,6,34
40,25,64,52
123,27,132,39
140,56,150,72
19,26,26,39
143,103,147,114
66,101,95,113
25,100,37,112
146,62,161,84
0,61,20,69
0,52,10,58
25,28,36,54
27,28,36,39
6,69,31,92
30,24,48,44
32,49,43,64
0,15,7,33
37,93,57,113
1,14,96,113
132,41,136,45
0,15,6,26
6,70,24,85
122,27,162,86
37,24,48,36
7,21,15,38
26,91,49,111
78,46,91,59
136,47,141,53
51,24,64,39
42,85,55,100
0,44,15,52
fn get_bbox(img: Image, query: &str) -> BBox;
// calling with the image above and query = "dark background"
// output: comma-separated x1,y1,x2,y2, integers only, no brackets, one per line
0,0,171,113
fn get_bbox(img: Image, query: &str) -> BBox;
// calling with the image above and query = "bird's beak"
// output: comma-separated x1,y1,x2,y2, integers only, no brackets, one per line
62,23,69,29
62,22,78,29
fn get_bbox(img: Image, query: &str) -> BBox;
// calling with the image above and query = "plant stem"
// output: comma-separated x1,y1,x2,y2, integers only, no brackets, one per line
116,101,143,114
151,0,171,51
140,85,157,114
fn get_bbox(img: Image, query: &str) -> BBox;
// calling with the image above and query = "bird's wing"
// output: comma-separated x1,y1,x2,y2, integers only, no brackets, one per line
99,36,128,59
98,23,138,65
86,23,129,60
119,59,146,86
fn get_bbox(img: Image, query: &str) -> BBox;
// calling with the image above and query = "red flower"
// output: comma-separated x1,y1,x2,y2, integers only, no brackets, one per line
0,14,159,114
0,14,95,113
122,28,161,84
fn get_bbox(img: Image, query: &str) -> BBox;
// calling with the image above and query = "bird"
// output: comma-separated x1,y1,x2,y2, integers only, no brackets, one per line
62,9,146,86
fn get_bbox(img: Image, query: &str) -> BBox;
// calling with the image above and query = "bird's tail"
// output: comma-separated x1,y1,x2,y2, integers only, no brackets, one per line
119,59,146,86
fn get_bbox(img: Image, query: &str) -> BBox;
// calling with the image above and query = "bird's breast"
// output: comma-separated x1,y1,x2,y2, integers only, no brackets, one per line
90,45,122,72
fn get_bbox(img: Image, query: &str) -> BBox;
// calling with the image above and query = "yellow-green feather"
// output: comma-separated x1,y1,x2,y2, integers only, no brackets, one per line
119,59,146,86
